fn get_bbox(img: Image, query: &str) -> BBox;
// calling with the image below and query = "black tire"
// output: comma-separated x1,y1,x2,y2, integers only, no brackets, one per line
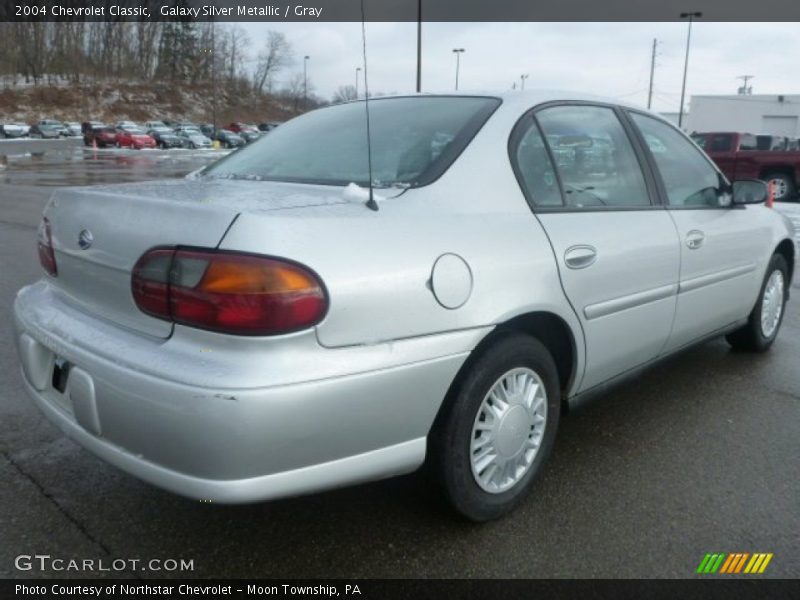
429,333,561,522
764,173,795,202
726,254,789,352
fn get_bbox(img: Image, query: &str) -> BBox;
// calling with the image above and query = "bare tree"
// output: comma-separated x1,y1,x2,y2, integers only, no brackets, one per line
332,85,357,104
252,31,292,94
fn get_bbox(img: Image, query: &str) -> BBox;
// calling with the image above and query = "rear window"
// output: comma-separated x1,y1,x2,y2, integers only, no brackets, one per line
203,96,500,188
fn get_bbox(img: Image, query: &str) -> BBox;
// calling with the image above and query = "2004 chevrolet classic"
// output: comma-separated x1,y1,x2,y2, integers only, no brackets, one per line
14,92,795,520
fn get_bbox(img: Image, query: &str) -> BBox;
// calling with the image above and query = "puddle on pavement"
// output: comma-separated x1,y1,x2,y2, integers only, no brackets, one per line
0,146,229,186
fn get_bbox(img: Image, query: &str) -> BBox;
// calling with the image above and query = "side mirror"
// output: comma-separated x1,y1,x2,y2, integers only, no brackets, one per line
732,179,769,205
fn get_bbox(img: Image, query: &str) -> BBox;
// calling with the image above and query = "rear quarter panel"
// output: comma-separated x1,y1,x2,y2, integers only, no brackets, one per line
217,102,585,387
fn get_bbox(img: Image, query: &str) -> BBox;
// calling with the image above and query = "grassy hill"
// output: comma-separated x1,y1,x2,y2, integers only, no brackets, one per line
0,81,300,125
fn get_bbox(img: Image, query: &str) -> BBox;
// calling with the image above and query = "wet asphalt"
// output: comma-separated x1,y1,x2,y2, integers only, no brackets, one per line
0,141,798,579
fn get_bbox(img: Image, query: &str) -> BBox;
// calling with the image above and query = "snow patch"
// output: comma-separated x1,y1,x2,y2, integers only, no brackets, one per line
342,182,385,204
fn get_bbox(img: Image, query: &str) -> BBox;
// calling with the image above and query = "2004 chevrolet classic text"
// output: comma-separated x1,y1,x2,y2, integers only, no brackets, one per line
13,92,795,520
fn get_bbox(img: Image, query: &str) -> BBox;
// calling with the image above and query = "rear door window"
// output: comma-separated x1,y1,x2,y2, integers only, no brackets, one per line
535,105,652,208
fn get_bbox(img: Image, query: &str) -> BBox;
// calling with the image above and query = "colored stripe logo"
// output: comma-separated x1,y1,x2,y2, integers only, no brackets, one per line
696,553,773,574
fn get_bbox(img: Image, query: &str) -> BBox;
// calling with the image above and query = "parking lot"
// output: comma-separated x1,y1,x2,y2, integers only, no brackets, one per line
1,141,799,579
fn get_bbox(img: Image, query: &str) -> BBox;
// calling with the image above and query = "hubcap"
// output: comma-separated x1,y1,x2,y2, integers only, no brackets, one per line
769,178,788,199
470,367,547,494
761,269,785,338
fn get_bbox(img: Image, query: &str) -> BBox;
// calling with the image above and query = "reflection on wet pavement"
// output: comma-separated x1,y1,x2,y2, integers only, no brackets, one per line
0,146,229,186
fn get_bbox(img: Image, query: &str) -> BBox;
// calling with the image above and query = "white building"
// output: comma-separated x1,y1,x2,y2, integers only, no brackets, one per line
685,94,800,136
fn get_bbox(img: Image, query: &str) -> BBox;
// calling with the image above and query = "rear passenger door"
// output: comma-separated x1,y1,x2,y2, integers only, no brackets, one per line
625,112,770,352
512,103,681,392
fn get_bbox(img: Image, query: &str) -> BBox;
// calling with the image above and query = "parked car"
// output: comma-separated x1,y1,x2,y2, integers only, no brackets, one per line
83,126,117,147
227,122,248,133
0,123,29,138
81,121,105,135
257,122,281,132
14,92,795,521
172,121,198,132
29,123,62,139
214,128,246,149
692,131,800,201
37,119,69,136
147,127,184,149
199,123,216,138
115,120,139,130
64,122,82,137
175,128,212,149
144,120,168,130
114,126,156,149
238,126,261,144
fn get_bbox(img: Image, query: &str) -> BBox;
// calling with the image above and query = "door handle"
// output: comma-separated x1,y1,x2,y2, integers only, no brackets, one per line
686,230,705,250
564,245,597,269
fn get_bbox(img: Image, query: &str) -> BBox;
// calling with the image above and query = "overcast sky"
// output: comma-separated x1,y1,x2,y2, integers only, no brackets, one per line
237,22,800,113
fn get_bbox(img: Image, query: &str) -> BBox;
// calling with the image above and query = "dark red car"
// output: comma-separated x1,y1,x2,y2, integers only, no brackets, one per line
115,127,156,149
692,131,800,201
84,126,117,148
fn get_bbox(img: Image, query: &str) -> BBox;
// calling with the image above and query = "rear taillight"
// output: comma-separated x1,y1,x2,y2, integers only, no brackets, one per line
131,248,327,335
37,217,57,276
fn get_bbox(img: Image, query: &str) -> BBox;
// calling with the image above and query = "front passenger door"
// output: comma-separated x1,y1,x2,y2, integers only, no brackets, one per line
515,104,681,392
626,112,771,352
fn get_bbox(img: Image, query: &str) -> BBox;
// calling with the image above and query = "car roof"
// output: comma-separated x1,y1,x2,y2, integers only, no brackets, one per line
330,89,658,121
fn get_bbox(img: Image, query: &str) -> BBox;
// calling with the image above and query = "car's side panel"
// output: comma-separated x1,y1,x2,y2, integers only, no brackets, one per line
536,211,680,391
664,206,780,352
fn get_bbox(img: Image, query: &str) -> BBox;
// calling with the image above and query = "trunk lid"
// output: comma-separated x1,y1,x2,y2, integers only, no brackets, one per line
44,178,355,338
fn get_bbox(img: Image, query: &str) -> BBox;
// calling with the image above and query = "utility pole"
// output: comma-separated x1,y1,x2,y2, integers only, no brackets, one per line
303,55,310,110
647,38,659,110
416,0,422,92
211,20,216,130
452,48,465,91
520,74,529,91
355,66,361,98
678,11,702,128
737,75,754,95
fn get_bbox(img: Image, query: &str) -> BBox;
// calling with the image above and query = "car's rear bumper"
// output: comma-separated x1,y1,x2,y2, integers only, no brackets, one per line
14,281,484,503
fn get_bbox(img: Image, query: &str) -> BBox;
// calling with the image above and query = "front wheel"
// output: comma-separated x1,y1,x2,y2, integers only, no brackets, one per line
726,254,789,352
764,173,795,202
430,333,560,521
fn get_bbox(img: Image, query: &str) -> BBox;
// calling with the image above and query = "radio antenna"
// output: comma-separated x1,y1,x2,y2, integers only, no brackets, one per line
360,0,379,211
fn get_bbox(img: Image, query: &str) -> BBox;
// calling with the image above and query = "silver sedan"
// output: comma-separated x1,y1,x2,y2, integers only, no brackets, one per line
14,92,795,521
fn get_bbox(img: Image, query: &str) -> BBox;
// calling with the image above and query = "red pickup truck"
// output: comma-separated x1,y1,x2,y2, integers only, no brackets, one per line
692,132,800,201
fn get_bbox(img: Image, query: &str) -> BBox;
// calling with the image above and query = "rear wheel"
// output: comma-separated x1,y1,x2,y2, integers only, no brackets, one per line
430,333,560,521
726,254,789,351
764,173,795,202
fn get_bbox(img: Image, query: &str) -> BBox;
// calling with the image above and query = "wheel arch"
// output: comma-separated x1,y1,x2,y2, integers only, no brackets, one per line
760,166,796,184
775,238,795,287
432,310,578,434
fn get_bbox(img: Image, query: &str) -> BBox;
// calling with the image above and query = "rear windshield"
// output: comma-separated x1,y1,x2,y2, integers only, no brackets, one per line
203,96,500,188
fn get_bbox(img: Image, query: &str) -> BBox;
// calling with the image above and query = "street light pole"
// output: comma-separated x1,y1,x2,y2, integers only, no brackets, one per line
520,74,529,91
647,38,659,110
303,55,310,110
416,0,422,92
355,67,361,98
678,11,702,128
452,48,464,91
